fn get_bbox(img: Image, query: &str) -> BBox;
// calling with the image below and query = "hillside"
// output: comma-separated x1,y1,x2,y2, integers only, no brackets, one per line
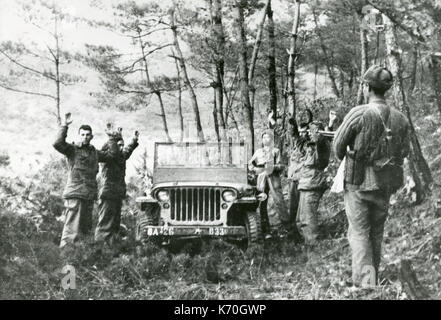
0,59,332,178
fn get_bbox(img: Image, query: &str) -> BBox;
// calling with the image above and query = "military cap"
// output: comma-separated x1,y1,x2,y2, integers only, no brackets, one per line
363,65,393,90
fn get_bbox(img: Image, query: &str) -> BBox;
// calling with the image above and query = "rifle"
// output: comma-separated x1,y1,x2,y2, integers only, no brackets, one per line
318,130,335,138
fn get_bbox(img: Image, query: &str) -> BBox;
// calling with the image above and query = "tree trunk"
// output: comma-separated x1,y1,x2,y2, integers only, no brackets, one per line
222,65,238,126
172,50,184,142
409,44,418,93
267,0,278,117
374,31,380,65
287,0,300,117
209,0,226,141
234,0,254,153
213,88,221,144
313,63,318,100
171,6,205,142
138,32,172,143
312,8,340,99
221,67,240,136
156,92,173,143
248,0,270,120
54,17,61,125
430,55,441,116
383,14,432,198
357,18,369,105
348,69,354,94
228,104,240,135
248,0,271,94
339,69,345,99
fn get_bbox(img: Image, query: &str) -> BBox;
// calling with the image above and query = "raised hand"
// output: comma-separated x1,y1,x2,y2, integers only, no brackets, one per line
268,110,274,120
63,113,73,126
105,123,114,136
105,123,122,139
267,110,276,127
134,130,139,140
329,110,337,124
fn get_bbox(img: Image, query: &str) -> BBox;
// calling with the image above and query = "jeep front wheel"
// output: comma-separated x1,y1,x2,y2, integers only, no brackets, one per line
135,205,159,242
244,211,263,248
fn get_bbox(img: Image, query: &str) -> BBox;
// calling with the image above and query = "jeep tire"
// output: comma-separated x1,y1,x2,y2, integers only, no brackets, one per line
135,205,159,242
244,210,263,248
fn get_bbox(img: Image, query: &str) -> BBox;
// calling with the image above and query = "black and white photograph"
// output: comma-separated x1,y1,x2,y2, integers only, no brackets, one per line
0,0,440,303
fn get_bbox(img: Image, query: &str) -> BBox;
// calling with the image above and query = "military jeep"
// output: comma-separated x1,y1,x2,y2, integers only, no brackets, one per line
135,141,263,248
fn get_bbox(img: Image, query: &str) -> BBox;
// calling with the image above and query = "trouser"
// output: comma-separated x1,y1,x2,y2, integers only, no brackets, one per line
296,189,324,245
288,180,301,233
344,190,390,286
60,198,94,248
259,173,289,235
95,198,123,243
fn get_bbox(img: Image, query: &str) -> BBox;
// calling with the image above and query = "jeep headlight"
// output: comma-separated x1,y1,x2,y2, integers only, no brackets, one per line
222,190,237,202
157,190,170,202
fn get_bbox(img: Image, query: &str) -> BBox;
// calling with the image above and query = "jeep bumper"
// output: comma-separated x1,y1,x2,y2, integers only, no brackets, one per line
137,225,246,240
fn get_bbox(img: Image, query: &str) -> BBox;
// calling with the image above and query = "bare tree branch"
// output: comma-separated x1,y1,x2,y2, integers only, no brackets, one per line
0,82,56,99
0,49,56,81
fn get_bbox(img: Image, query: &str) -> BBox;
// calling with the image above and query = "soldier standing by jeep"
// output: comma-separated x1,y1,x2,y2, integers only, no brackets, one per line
95,129,139,244
249,129,289,239
333,65,410,287
53,113,121,248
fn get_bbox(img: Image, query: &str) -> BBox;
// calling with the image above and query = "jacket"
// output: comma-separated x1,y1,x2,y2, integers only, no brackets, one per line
333,98,410,191
98,138,139,199
298,135,330,191
53,125,119,200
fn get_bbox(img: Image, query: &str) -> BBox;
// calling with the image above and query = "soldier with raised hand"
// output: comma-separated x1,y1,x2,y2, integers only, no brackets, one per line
95,127,139,245
53,113,122,248
333,65,410,287
296,119,331,248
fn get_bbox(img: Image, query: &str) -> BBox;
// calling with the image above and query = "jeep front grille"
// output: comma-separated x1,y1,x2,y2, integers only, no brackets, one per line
169,187,221,223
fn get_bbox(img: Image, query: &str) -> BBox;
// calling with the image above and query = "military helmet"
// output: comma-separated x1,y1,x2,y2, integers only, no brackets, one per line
363,65,393,90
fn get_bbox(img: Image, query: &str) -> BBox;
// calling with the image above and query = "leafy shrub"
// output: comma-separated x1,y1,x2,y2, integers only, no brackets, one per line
0,151,9,167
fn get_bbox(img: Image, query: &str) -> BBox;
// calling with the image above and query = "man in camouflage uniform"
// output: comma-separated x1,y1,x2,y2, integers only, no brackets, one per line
333,65,410,287
288,111,336,242
296,121,331,245
53,113,121,248
95,129,139,244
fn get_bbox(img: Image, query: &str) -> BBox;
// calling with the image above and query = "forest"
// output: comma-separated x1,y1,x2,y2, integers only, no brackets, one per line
1,0,441,300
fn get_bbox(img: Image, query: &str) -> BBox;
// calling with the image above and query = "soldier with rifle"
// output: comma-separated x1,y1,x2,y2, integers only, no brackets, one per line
294,111,334,248
333,65,410,287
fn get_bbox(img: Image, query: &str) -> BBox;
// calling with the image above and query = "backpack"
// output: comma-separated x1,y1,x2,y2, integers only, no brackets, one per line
369,105,404,193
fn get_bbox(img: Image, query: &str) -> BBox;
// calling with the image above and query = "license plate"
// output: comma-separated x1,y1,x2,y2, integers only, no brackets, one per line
145,226,231,236
208,227,227,236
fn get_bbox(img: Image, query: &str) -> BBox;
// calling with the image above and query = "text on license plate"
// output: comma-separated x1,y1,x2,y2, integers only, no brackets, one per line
146,227,228,236
147,227,175,236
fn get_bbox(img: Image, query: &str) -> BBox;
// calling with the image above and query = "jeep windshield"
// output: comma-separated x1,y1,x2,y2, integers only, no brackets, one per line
155,142,247,168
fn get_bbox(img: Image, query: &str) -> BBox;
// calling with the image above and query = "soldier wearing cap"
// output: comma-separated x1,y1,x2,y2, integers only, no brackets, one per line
296,120,331,247
333,65,410,287
95,128,139,244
